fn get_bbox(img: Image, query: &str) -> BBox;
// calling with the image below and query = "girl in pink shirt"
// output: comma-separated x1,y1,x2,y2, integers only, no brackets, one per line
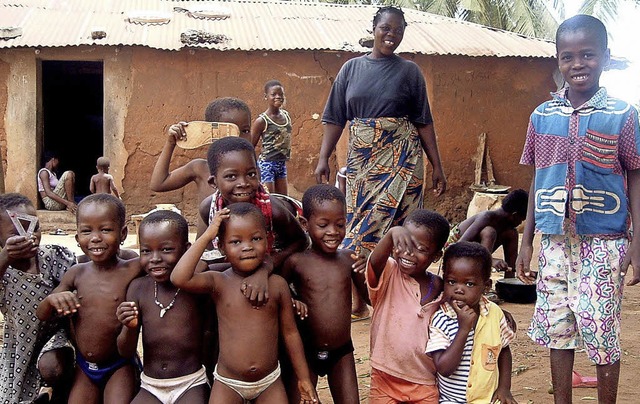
367,209,450,403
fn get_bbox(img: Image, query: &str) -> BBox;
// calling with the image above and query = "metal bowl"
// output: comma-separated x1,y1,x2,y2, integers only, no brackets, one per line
495,277,537,304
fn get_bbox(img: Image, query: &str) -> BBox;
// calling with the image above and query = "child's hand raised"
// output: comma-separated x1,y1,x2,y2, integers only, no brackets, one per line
292,299,308,320
116,301,139,328
451,300,477,332
167,122,188,145
389,226,417,256
46,291,81,316
204,208,230,239
298,379,319,403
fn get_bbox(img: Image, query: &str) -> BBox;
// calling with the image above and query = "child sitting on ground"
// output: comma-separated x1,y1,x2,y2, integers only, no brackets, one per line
447,189,528,275
0,193,76,404
171,203,318,403
281,184,368,404
250,79,293,196
427,241,516,404
367,209,449,404
199,136,307,272
37,194,143,403
117,210,210,404
150,97,253,238
90,156,121,198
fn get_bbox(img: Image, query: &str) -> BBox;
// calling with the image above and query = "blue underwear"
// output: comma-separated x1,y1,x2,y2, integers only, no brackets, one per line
76,350,138,387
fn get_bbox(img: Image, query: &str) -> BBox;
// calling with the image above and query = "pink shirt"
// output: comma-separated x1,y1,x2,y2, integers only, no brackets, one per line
367,257,442,385
37,168,58,192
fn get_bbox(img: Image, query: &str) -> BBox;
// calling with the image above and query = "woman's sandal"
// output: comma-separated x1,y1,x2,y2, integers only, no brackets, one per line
176,121,240,149
572,370,598,388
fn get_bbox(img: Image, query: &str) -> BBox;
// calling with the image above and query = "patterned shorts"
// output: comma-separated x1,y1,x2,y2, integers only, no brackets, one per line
258,159,287,183
528,233,627,365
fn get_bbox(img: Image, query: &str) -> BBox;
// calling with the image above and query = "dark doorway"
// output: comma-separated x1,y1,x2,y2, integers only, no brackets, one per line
42,61,103,201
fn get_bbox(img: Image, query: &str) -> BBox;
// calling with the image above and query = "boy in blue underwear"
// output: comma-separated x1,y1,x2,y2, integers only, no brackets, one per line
516,14,640,404
117,210,209,404
37,194,143,403
427,241,516,404
171,203,318,403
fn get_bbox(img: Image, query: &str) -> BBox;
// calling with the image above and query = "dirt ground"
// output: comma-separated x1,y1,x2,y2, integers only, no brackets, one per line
330,271,640,404
16,232,640,403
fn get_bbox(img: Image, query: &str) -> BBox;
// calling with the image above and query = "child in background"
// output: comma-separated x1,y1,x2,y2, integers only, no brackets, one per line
89,156,121,198
366,209,449,404
427,241,516,404
117,210,209,404
37,194,143,403
282,184,367,404
250,79,293,196
517,14,640,404
150,97,253,238
0,193,75,404
446,188,527,275
171,203,318,404
199,136,307,272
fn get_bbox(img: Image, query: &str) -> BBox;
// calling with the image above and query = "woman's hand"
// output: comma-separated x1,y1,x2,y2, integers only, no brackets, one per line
314,157,330,184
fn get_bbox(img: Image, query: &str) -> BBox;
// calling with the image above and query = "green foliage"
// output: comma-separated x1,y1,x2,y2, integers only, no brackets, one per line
317,0,639,40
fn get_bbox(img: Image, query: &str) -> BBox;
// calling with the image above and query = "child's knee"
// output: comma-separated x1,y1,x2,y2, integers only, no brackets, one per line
38,349,74,384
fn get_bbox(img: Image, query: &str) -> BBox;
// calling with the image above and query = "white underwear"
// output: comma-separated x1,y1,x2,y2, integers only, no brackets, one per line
140,365,209,404
213,362,281,402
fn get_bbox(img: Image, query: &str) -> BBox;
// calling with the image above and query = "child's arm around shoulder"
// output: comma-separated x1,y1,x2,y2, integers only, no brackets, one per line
116,277,143,358
171,209,229,293
368,226,414,288
37,263,81,320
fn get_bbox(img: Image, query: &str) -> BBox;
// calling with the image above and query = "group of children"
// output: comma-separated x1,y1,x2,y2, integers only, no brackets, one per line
1,11,639,404
2,133,519,404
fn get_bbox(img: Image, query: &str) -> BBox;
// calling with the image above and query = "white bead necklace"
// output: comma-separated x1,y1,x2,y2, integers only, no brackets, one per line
154,282,180,318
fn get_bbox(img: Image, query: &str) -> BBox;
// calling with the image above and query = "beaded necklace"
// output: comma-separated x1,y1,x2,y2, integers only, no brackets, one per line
154,282,180,318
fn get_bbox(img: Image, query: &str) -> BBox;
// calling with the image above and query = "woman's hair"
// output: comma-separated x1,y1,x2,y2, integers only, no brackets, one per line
264,79,283,93
77,194,126,228
207,137,256,176
302,184,345,218
41,150,59,167
443,241,493,281
204,97,251,122
140,210,189,244
372,6,407,29
218,202,266,242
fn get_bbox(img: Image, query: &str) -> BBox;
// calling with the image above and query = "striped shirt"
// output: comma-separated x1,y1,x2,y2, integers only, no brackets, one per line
426,297,515,403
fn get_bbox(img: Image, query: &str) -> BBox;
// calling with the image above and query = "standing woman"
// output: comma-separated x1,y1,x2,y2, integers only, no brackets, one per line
315,6,446,257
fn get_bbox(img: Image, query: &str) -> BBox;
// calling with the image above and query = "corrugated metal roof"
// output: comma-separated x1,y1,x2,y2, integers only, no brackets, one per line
0,0,556,58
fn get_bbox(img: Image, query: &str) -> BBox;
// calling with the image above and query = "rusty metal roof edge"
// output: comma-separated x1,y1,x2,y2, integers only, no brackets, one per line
0,43,555,59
